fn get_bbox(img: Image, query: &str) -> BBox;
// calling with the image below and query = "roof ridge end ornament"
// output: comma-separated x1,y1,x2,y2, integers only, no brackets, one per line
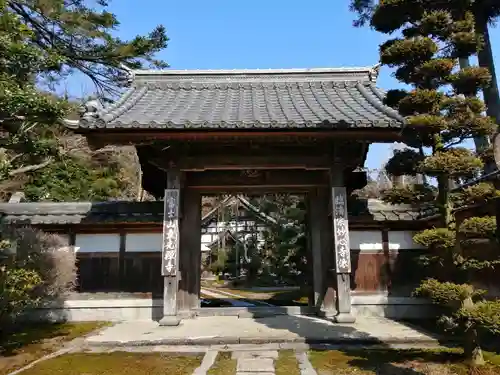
369,63,381,82
60,95,104,129
119,63,135,86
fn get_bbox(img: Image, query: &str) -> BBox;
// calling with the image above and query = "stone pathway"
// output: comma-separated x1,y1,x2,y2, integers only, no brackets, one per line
233,350,278,375
75,346,318,375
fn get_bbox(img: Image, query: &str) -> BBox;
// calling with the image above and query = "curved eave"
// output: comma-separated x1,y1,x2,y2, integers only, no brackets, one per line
64,83,403,131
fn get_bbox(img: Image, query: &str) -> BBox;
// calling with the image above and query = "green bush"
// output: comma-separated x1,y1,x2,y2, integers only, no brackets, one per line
382,184,436,205
384,148,425,176
0,266,43,325
413,278,484,308
457,300,500,335
0,225,76,325
452,182,500,206
413,228,456,251
459,216,496,240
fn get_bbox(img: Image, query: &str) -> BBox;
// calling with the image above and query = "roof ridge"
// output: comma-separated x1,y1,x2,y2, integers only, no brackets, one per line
130,65,380,77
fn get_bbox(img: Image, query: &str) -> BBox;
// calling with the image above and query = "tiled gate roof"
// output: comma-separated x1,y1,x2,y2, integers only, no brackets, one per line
64,66,404,130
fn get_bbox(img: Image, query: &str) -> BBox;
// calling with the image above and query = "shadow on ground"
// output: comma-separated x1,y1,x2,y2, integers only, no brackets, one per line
251,314,440,375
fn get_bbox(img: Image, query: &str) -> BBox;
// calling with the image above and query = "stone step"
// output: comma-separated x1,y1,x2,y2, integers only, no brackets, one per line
237,358,275,373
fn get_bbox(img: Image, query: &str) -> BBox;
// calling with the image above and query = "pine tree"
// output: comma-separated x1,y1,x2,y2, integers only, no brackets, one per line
349,0,500,131
0,0,167,198
371,0,500,364
257,194,308,286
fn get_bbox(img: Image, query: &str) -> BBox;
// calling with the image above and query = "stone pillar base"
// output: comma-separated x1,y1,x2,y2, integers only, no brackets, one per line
334,312,356,323
159,315,181,326
317,308,336,318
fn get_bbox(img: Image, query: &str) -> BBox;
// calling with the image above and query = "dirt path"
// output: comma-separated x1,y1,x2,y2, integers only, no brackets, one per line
203,287,276,307
200,288,257,307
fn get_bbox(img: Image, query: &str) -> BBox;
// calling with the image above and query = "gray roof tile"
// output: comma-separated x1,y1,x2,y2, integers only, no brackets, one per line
0,199,432,225
65,67,404,130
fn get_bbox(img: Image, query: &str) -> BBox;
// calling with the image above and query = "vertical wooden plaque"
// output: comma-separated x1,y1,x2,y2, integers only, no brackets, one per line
332,187,351,273
161,189,180,277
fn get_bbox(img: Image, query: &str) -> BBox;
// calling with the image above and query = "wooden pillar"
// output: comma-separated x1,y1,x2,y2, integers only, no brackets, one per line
193,192,202,309
159,170,181,326
330,168,356,323
178,189,201,314
68,228,76,247
118,231,126,291
309,187,335,314
304,195,314,307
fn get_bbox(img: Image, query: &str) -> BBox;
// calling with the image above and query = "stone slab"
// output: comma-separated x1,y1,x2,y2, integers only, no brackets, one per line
193,350,219,375
237,358,275,373
84,316,442,347
222,344,280,352
232,351,279,360
296,351,317,375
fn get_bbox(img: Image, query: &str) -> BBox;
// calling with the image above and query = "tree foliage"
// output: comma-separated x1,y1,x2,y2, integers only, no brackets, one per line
459,216,496,241
0,225,76,326
452,182,500,206
0,0,168,201
382,184,436,205
348,0,500,151
22,147,136,201
6,0,168,97
370,0,500,365
255,194,308,286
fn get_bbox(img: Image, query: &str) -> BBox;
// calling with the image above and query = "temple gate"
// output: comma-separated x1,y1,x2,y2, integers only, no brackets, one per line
63,66,404,325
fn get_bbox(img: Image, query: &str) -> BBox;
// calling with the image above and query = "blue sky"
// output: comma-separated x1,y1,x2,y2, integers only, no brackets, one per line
74,0,500,171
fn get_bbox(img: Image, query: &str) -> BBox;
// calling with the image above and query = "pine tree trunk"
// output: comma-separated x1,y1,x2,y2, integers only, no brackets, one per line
437,175,452,228
473,15,500,247
459,57,489,152
462,296,485,366
475,16,500,126
464,327,485,366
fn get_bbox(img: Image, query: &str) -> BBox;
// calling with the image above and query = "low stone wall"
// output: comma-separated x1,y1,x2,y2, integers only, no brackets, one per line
352,295,434,319
29,298,163,322
28,294,434,322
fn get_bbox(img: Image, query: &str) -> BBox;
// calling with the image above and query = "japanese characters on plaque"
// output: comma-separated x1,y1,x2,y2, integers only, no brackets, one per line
161,189,179,276
332,187,351,273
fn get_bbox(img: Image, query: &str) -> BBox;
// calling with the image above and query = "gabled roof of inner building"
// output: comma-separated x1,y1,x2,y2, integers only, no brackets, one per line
0,199,436,225
64,66,404,131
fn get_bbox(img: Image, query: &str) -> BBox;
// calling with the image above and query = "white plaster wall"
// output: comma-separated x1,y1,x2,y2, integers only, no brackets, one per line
201,220,268,248
74,234,119,253
126,233,162,252
349,231,383,251
205,220,266,233
388,231,424,250
201,234,213,245
72,230,423,253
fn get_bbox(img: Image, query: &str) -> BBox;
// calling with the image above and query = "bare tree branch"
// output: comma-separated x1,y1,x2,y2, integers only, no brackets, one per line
8,158,53,176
